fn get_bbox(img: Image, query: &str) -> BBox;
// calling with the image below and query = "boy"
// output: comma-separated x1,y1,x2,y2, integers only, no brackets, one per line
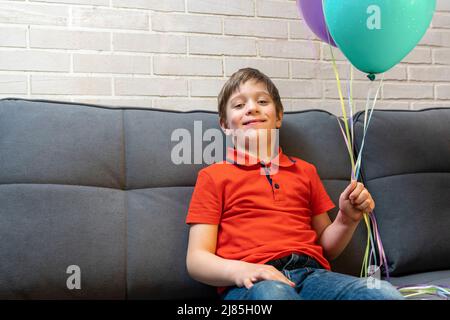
185,68,403,300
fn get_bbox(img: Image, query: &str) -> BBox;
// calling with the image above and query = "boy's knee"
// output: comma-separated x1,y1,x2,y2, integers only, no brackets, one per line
357,279,405,300
247,280,300,300
373,280,405,300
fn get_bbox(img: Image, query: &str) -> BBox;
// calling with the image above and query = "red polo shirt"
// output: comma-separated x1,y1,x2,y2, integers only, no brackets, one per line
186,146,335,291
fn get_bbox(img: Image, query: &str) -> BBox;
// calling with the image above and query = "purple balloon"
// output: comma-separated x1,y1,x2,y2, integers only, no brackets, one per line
296,0,336,47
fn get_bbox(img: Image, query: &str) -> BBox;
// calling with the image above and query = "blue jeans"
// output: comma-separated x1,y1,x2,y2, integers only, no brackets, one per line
221,254,404,300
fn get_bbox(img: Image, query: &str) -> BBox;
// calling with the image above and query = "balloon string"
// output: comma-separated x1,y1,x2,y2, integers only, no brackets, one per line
326,38,389,280
325,42,368,277
370,211,389,280
397,285,450,299
349,65,355,164
368,214,378,269
322,0,355,176
355,74,384,180
358,78,385,278
329,46,356,175
360,213,371,277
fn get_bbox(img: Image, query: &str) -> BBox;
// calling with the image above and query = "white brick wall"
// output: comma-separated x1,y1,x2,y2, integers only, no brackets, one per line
0,0,449,113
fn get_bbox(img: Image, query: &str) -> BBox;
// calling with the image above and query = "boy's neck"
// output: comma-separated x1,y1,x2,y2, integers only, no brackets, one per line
234,141,278,164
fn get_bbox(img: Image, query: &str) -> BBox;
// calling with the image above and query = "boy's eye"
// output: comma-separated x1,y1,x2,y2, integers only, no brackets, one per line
258,100,268,104
234,103,244,109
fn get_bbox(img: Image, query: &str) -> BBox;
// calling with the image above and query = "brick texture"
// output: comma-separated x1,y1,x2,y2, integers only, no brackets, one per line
0,0,448,113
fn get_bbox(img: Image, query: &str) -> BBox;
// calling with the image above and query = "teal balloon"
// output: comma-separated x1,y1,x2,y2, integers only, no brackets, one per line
323,0,436,75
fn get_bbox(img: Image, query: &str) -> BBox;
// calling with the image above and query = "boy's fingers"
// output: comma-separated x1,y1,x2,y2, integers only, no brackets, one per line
353,190,369,205
283,277,296,287
349,183,365,201
271,275,294,287
244,278,254,289
247,270,295,289
342,179,357,199
356,199,371,211
278,275,294,287
274,271,295,287
261,269,294,287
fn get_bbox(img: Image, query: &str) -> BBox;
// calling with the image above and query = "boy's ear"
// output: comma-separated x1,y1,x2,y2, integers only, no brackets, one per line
220,120,231,135
276,111,283,129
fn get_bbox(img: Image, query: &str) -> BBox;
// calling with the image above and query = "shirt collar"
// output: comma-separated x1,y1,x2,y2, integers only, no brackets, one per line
226,146,296,167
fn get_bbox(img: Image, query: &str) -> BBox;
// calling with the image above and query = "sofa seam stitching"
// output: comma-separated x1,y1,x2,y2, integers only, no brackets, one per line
122,109,128,300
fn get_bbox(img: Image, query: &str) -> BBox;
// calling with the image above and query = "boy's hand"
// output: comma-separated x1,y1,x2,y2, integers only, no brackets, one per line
232,262,295,289
338,180,375,223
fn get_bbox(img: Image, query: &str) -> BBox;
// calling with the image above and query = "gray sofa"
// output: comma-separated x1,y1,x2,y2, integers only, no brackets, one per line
0,98,449,299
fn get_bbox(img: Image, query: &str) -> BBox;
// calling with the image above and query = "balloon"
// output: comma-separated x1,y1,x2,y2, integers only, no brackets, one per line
296,0,336,47
323,0,436,77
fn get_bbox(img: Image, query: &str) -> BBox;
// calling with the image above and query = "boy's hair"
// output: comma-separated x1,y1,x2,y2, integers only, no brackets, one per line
218,68,284,128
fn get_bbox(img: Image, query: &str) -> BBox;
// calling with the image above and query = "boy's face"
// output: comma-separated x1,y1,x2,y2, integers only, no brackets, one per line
221,79,282,134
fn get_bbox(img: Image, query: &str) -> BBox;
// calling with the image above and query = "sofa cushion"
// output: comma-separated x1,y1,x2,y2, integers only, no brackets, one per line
123,109,220,189
0,99,124,189
354,108,450,276
127,188,216,299
388,270,450,300
0,184,126,299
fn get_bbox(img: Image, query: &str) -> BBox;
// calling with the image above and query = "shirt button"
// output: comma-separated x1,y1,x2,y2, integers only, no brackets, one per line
274,183,280,189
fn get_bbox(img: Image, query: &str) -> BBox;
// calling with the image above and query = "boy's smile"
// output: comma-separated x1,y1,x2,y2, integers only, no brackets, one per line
242,118,266,126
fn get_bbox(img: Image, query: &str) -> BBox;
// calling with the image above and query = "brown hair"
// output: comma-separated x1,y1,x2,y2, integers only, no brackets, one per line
218,68,283,128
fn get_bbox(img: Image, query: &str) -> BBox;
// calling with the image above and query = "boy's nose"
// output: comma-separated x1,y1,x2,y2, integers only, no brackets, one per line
245,100,260,114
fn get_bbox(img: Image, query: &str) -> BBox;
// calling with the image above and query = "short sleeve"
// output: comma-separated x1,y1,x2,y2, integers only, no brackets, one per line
186,170,221,225
309,165,336,216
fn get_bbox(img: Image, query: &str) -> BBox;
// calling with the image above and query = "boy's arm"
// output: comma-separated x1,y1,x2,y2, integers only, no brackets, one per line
186,223,239,287
312,180,374,261
186,223,295,288
312,211,359,261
